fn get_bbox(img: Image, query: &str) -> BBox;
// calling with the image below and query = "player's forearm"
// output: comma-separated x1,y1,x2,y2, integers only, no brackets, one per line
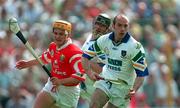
132,77,144,92
27,59,39,67
81,57,91,75
59,77,80,85
90,62,102,74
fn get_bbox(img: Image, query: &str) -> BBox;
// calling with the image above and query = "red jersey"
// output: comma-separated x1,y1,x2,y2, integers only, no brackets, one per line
41,40,85,83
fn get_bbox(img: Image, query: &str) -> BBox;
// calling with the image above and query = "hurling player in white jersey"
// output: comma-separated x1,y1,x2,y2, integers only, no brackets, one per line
81,14,149,108
80,13,111,107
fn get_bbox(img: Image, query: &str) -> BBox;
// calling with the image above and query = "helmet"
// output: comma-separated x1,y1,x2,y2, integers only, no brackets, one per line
95,13,111,27
53,20,72,33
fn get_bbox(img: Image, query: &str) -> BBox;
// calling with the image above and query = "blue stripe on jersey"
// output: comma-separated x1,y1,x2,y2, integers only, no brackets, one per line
82,53,93,60
97,63,105,67
135,68,149,77
99,54,106,60
88,45,95,51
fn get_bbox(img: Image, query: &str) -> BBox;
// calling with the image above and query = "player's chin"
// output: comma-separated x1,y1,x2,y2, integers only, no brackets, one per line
55,38,62,42
119,33,125,36
96,30,102,34
55,40,63,46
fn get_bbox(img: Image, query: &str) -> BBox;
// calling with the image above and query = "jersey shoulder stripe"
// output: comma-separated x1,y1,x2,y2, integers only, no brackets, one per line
132,51,145,62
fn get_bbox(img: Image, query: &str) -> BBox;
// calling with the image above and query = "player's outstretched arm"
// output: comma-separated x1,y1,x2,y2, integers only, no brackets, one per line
15,59,39,69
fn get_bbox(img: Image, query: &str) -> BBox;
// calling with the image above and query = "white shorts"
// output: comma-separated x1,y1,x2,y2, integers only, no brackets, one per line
42,79,80,108
94,80,131,108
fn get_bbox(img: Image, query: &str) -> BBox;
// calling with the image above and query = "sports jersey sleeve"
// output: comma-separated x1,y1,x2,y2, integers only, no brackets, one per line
41,42,56,64
131,42,149,77
81,35,92,51
69,52,85,81
82,36,104,60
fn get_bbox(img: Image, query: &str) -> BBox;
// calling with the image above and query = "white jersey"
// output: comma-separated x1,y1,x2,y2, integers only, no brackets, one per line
82,34,106,64
83,32,148,86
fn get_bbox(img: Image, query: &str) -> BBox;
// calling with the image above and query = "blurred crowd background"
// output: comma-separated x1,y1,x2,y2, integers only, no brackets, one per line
0,0,180,108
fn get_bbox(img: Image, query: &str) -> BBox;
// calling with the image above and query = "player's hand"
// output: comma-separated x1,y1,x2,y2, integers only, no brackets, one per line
51,85,58,93
125,89,136,100
50,77,61,92
15,60,29,69
50,77,61,86
87,72,103,81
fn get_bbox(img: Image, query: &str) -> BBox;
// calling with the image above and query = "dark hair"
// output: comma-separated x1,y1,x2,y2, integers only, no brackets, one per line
113,15,117,25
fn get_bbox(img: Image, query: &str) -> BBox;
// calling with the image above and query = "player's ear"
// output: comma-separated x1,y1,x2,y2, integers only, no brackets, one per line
113,15,117,25
111,15,117,30
112,22,115,30
65,30,71,38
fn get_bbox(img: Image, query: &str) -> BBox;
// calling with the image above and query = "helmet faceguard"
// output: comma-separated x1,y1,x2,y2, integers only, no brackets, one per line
94,13,111,27
53,20,72,34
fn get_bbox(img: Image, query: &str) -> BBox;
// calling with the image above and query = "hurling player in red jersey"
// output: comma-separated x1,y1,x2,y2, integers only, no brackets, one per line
15,20,85,108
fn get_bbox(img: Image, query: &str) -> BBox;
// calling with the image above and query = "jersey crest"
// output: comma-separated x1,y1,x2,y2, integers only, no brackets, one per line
104,47,109,56
121,50,127,58
50,50,54,56
60,54,65,61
